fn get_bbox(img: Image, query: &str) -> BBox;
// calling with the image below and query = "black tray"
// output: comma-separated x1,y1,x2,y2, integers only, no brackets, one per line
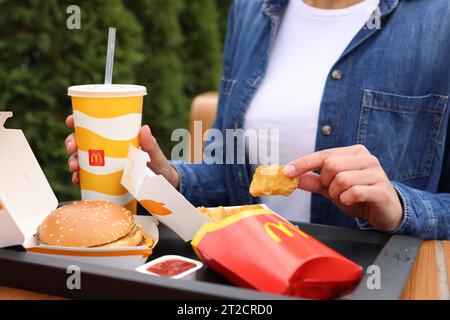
0,214,422,300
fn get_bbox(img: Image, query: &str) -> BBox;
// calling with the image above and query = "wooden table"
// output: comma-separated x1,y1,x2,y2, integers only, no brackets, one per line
0,286,63,300
1,240,449,300
400,240,450,300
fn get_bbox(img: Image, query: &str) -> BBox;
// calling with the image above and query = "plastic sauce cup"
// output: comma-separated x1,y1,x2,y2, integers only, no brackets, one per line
135,255,203,280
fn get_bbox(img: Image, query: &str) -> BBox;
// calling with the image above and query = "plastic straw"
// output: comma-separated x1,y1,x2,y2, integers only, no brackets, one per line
104,27,116,85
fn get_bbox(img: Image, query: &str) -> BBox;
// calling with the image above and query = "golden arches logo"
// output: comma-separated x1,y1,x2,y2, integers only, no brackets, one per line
89,149,105,166
264,221,308,243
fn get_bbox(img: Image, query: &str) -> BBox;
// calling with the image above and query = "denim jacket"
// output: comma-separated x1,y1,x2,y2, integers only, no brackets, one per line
173,0,450,239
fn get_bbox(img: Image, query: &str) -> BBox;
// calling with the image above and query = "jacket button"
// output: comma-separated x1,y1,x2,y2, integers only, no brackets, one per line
331,70,342,80
322,125,332,136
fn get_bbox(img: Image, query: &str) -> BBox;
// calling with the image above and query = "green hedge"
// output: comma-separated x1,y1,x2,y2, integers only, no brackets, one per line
0,0,231,201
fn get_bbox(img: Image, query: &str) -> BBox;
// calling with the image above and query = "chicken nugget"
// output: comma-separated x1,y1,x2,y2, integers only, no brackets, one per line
249,165,298,197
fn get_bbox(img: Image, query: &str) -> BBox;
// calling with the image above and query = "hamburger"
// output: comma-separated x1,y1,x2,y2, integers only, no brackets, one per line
38,200,153,248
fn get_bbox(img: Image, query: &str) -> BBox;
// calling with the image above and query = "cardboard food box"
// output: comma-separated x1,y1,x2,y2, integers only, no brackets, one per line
0,112,158,269
121,145,209,241
122,146,363,299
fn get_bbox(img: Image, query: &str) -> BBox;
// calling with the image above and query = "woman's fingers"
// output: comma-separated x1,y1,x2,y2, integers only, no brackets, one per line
139,125,180,188
65,115,79,184
139,125,167,169
66,114,74,128
68,152,79,173
339,185,379,207
139,125,158,155
296,172,329,198
71,171,80,184
65,132,77,155
320,154,380,187
297,168,381,202
327,169,379,200
283,144,370,177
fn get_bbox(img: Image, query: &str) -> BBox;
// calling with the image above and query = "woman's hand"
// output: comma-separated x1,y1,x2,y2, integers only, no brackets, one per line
64,115,180,188
283,145,403,232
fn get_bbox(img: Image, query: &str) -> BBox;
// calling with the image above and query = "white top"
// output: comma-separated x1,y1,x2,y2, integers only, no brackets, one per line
68,84,147,97
244,0,380,221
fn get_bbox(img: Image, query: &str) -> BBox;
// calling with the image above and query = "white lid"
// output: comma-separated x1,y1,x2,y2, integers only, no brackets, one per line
68,84,147,98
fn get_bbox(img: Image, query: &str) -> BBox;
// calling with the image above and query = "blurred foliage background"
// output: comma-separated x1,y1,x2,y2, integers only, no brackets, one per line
0,0,231,200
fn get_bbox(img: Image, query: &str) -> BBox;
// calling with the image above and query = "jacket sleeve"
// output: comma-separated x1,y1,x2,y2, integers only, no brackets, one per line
170,1,238,207
389,181,450,240
389,96,450,239
355,178,450,240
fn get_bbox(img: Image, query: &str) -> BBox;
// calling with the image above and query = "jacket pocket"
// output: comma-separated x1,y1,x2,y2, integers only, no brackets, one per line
357,89,448,181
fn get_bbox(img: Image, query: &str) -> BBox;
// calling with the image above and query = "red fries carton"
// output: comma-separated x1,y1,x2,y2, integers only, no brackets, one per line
191,206,363,299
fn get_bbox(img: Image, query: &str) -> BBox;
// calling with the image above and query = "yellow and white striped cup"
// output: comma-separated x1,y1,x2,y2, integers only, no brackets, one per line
68,84,147,213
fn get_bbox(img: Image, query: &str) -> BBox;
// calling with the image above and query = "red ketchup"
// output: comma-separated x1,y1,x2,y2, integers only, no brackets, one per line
147,259,196,277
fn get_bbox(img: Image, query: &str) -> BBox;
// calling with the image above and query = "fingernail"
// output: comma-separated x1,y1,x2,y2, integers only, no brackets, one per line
283,165,296,176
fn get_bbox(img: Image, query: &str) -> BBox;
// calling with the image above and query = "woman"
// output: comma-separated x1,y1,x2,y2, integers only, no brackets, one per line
65,0,450,239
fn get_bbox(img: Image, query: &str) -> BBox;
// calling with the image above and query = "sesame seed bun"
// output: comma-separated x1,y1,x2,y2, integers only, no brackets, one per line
38,200,140,248
98,229,144,247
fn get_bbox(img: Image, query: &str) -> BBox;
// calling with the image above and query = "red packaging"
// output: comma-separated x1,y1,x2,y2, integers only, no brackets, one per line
192,206,362,299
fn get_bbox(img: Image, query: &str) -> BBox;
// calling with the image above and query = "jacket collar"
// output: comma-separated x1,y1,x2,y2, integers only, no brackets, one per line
263,0,399,17
378,0,399,16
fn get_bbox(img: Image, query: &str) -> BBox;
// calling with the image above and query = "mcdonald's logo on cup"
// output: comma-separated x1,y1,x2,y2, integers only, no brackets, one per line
264,221,309,243
88,149,105,166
